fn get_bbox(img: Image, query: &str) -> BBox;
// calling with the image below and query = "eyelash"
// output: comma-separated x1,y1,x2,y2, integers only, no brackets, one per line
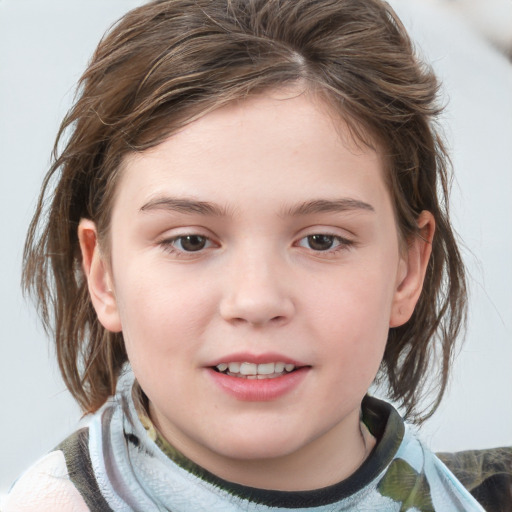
158,233,354,256
296,234,354,254
159,234,214,256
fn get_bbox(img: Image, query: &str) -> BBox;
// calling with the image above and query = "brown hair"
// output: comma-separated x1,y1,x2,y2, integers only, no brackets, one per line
23,0,466,422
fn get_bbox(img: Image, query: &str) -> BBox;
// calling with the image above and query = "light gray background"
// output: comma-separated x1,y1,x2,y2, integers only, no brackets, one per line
1,0,511,496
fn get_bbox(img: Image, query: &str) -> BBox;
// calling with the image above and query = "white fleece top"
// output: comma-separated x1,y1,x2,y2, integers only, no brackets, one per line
4,368,485,511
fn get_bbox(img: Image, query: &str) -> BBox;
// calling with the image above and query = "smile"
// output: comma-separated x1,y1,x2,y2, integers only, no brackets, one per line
215,362,296,379
208,362,309,401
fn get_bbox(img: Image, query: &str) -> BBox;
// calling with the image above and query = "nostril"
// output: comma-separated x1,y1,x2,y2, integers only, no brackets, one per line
230,315,287,326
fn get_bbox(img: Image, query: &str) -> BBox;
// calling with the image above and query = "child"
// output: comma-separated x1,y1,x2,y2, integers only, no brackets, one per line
3,0,489,510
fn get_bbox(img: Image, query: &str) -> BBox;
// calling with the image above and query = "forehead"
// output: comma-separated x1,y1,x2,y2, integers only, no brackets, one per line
114,90,389,216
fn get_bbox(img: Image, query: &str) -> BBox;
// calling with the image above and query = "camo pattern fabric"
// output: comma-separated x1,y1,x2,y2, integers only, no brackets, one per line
4,368,489,511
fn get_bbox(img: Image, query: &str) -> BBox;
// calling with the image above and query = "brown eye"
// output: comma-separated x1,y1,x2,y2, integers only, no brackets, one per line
297,233,353,253
176,235,208,251
306,234,335,251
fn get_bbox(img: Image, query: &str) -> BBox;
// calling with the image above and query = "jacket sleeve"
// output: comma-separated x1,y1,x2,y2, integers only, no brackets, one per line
3,450,90,512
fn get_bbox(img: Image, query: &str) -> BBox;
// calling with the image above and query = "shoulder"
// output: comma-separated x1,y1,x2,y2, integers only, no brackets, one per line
387,428,487,511
2,449,90,512
361,399,486,511
4,425,114,512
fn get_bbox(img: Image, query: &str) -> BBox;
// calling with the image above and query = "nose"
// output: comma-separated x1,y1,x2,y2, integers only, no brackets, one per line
219,250,295,326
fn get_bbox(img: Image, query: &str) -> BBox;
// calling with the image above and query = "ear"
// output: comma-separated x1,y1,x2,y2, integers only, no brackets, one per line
389,211,435,328
78,219,122,333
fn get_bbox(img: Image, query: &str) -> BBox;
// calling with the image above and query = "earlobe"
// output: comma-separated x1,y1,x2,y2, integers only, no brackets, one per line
78,219,122,333
389,211,435,328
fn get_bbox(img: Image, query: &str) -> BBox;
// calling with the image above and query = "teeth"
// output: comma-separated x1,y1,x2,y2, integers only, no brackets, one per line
240,362,257,375
256,363,275,375
228,362,240,373
215,361,297,377
274,362,285,373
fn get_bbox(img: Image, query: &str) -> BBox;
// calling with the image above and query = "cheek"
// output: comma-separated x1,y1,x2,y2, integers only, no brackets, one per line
112,266,216,358
309,263,396,373
314,262,396,323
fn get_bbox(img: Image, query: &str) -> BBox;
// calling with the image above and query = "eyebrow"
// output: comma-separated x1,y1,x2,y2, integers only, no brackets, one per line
139,196,375,217
140,197,231,217
281,198,375,217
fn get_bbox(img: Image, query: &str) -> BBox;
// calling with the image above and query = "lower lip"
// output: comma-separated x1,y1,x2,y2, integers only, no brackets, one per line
207,367,309,401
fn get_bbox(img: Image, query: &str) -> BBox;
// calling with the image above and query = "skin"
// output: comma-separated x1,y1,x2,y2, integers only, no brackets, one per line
79,89,434,491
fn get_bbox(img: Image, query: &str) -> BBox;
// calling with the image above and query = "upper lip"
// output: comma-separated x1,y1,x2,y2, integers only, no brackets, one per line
205,352,307,368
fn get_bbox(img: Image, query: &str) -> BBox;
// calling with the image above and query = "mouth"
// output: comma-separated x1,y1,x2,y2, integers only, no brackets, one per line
207,356,310,401
212,361,299,379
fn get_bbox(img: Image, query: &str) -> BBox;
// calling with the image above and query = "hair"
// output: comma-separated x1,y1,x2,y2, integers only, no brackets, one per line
23,0,466,423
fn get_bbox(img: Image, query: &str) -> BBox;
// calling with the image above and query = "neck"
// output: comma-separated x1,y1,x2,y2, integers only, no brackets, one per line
150,403,376,491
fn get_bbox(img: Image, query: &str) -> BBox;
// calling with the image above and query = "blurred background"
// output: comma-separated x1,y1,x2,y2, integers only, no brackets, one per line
1,0,511,499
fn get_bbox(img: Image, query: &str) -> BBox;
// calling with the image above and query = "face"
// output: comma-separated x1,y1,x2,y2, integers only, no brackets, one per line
81,89,431,490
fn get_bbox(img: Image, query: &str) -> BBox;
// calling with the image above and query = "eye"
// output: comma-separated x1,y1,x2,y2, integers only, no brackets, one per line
297,234,352,252
162,234,213,253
